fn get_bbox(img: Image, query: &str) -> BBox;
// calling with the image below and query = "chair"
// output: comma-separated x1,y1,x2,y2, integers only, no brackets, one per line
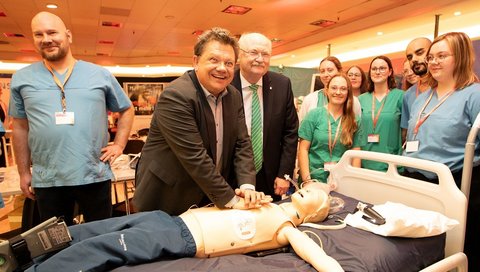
137,128,149,137
122,139,144,155
112,139,144,215
2,130,15,167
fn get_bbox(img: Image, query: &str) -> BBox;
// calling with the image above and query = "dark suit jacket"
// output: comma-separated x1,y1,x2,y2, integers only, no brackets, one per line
134,70,255,215
231,70,298,197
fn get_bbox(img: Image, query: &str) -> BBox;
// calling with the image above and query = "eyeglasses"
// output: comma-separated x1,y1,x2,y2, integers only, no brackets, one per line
329,85,348,93
240,48,271,59
347,72,361,78
370,67,388,73
426,54,453,64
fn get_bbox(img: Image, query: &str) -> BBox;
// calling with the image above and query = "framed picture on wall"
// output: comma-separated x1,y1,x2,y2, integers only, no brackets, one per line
123,82,164,115
310,73,323,93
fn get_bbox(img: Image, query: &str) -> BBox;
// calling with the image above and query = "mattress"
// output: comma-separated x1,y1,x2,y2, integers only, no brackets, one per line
112,191,445,272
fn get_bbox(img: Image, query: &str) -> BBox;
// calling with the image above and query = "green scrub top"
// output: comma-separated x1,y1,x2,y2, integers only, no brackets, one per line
299,107,366,183
358,88,403,171
316,89,327,107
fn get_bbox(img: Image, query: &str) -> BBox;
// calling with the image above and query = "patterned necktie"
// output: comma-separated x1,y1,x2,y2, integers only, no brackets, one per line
250,84,263,172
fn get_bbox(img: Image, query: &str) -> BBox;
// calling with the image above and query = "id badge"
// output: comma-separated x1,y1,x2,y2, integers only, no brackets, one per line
368,134,380,143
324,161,337,172
405,140,419,153
55,112,75,125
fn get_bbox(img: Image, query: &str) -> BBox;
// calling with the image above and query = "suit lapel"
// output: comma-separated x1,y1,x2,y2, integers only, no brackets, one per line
188,70,217,163
221,86,235,170
262,72,273,145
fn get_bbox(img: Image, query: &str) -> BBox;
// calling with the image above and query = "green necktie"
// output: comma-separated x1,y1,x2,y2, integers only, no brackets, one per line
250,84,263,172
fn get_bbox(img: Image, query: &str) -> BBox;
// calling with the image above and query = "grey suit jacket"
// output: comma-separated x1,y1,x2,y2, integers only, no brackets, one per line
134,70,255,215
231,70,298,197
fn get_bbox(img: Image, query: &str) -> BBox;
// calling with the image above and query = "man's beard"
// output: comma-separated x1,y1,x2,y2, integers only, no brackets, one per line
412,62,428,76
41,45,68,62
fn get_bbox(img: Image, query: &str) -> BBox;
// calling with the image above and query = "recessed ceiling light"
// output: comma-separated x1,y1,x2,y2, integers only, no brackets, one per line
222,5,252,15
454,11,461,16
377,31,384,36
98,40,114,44
46,4,58,9
310,19,336,28
271,38,282,43
102,21,122,28
3,33,25,38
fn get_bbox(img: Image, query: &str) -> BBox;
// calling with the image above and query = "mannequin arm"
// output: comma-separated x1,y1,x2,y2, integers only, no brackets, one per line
278,226,343,272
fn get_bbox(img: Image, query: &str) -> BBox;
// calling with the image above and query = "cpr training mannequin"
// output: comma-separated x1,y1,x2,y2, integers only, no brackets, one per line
3,186,343,272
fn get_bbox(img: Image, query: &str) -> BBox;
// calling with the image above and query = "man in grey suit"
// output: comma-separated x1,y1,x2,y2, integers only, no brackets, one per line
134,28,268,215
231,33,299,201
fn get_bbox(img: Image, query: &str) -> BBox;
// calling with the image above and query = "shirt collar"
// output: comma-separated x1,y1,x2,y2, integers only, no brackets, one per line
240,73,262,89
199,83,228,99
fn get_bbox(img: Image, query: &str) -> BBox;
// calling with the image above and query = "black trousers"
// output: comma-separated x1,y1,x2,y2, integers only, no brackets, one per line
403,165,480,271
34,180,112,226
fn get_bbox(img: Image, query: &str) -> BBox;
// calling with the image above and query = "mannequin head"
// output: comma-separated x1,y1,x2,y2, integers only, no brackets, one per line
289,184,330,223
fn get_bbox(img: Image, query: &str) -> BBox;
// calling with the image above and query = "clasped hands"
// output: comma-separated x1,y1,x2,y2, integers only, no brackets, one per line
233,188,273,209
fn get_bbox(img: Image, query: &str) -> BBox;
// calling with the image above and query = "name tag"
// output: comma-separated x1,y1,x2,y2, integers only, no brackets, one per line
405,140,419,153
55,112,75,125
324,161,337,172
368,134,380,143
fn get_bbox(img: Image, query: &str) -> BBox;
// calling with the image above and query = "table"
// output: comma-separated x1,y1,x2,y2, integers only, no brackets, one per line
0,155,136,214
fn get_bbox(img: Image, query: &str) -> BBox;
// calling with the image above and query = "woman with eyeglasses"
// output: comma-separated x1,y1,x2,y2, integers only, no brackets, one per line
402,32,480,269
298,56,362,123
298,73,365,184
347,65,369,97
358,56,404,171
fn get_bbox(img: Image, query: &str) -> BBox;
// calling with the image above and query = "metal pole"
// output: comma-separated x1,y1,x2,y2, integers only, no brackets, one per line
434,14,441,38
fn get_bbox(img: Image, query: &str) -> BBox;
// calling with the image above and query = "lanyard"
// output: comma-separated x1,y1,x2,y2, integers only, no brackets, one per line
43,60,76,113
371,91,388,132
413,89,454,136
327,111,342,160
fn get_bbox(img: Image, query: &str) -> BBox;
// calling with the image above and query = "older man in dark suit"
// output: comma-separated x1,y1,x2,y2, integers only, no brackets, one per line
134,28,268,215
231,33,299,201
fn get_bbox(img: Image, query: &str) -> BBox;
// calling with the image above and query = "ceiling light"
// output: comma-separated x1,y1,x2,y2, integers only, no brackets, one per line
454,11,461,16
377,31,384,36
98,40,114,44
102,21,122,28
310,19,336,28
46,4,58,9
3,33,25,38
271,38,282,43
222,5,252,15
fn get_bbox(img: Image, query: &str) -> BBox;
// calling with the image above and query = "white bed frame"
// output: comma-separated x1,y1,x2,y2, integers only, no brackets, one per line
330,150,468,271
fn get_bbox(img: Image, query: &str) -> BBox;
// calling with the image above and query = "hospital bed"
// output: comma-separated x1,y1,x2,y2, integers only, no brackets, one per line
111,150,468,272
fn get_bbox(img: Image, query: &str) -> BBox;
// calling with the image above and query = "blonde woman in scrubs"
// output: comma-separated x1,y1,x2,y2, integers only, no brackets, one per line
299,57,363,123
298,73,365,184
358,56,404,171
